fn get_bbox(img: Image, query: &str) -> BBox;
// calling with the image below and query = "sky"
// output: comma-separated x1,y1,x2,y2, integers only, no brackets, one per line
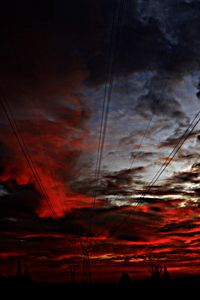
1,0,200,282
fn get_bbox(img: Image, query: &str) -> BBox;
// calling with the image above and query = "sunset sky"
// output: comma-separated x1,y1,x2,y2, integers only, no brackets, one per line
1,0,200,282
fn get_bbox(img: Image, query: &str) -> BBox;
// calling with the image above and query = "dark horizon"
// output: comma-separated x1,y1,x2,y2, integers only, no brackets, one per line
1,257,200,284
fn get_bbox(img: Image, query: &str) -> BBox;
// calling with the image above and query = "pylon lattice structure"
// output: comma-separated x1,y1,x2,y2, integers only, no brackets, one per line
80,239,92,284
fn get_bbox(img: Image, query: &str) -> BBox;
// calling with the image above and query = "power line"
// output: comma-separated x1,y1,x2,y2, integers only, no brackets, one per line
141,109,200,198
0,97,56,217
94,80,169,239
87,0,127,251
86,0,127,242
112,109,200,235
95,0,126,185
93,109,200,262
128,77,170,171
93,108,200,248
129,115,154,170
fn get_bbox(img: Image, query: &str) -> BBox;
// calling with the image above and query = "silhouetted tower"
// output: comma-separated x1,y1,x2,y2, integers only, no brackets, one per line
16,259,22,276
67,240,79,283
80,239,92,284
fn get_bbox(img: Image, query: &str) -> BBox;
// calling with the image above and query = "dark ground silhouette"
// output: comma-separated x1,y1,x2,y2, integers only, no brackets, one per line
1,273,200,298
0,260,199,298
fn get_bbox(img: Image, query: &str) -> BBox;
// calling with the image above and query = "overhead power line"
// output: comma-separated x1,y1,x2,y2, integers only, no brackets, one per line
95,108,200,246
129,115,154,170
95,0,126,184
128,78,170,171
0,97,56,218
88,0,126,240
141,109,200,199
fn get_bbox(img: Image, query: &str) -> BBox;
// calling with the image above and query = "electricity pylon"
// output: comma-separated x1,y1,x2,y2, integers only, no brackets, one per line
80,238,92,284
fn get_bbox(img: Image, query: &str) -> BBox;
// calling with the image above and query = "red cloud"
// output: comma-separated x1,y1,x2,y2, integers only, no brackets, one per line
0,97,95,217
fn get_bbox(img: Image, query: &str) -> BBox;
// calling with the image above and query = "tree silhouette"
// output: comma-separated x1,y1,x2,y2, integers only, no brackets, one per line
148,263,163,282
144,258,163,283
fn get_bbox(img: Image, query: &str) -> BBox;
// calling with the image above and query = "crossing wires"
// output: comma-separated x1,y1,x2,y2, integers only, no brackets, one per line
0,97,56,218
95,107,200,244
94,0,127,197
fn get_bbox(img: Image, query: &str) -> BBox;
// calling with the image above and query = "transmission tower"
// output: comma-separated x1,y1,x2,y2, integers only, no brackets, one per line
80,239,92,284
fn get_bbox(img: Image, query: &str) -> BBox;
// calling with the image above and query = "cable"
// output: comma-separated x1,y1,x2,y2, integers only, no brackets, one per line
88,0,126,239
95,0,126,184
141,109,200,198
0,97,56,217
92,0,126,211
115,110,200,234
128,75,171,171
129,115,154,170
93,108,200,248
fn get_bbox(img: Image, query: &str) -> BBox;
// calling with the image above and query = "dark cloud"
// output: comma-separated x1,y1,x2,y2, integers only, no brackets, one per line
0,180,40,218
158,129,199,148
166,162,200,186
86,0,200,99
130,151,158,161
160,221,197,233
134,74,189,124
72,166,147,199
